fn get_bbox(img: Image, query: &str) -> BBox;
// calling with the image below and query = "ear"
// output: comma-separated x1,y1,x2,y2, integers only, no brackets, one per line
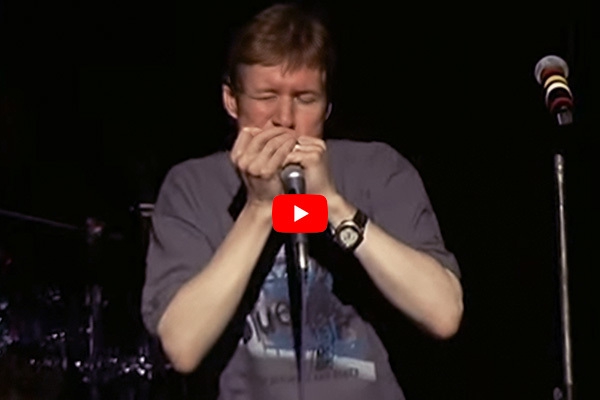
325,102,332,120
222,83,238,119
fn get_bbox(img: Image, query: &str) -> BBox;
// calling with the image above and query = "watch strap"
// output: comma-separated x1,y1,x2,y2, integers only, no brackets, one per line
353,208,368,230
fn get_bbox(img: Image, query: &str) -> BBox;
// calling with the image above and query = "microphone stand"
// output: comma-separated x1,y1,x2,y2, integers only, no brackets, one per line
551,107,573,400
288,229,308,400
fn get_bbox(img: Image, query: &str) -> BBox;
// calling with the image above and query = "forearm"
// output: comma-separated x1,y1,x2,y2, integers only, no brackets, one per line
328,195,463,339
356,223,463,338
157,203,272,372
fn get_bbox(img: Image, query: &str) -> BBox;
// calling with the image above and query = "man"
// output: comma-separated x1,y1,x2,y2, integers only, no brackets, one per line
141,3,463,399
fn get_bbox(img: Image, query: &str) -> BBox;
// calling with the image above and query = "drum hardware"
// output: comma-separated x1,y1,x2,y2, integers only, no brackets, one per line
1,205,170,399
0,295,16,357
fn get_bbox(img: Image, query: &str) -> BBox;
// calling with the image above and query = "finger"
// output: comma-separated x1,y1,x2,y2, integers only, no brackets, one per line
283,150,306,167
283,145,323,167
296,136,326,151
292,143,324,154
230,127,260,162
264,136,298,173
254,126,294,142
245,127,262,136
247,133,296,176
244,128,295,164
241,127,291,158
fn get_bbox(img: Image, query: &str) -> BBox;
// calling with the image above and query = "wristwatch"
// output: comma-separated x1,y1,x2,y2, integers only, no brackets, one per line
332,209,368,252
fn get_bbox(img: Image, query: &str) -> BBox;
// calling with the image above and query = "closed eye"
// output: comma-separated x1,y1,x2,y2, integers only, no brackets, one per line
254,95,276,101
297,95,317,104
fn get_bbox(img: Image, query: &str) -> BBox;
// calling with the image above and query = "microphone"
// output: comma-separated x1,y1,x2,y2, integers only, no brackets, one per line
280,164,305,194
279,164,309,271
534,55,574,126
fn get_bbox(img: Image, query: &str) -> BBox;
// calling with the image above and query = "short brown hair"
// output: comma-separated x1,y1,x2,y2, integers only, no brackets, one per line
225,3,335,97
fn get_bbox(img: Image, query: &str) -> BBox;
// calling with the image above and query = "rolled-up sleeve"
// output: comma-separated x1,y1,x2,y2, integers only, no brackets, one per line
367,143,460,278
141,164,216,335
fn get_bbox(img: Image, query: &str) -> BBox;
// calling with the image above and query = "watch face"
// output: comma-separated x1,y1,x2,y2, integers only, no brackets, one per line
340,228,359,246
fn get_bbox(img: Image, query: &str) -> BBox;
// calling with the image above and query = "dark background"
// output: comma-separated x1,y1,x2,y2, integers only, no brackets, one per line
0,0,596,399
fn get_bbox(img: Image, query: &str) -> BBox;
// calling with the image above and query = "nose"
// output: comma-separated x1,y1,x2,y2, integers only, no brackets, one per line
272,97,295,129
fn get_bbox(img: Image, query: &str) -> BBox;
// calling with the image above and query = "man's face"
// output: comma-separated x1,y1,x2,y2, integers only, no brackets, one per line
223,64,329,139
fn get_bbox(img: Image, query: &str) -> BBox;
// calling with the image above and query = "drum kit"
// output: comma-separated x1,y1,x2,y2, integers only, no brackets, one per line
0,204,182,400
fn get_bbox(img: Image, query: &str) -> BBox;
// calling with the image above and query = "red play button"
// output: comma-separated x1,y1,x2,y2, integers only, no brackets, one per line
272,194,328,233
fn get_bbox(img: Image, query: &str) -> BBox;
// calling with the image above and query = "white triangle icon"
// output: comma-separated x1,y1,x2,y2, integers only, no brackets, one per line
294,205,308,222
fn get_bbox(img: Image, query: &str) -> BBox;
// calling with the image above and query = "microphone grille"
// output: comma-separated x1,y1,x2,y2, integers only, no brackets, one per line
280,164,304,181
534,55,569,84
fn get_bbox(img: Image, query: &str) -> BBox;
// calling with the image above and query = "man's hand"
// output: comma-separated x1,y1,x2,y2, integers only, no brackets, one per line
283,136,338,200
230,127,297,207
